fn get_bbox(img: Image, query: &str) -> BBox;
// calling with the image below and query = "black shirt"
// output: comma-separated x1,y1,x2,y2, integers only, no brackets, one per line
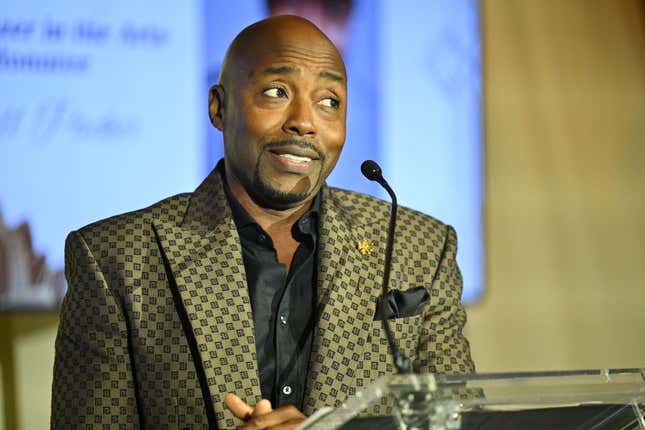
225,187,319,409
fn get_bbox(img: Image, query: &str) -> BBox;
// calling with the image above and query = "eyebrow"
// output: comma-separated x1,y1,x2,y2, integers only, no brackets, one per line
319,71,344,82
263,66,295,75
261,66,345,82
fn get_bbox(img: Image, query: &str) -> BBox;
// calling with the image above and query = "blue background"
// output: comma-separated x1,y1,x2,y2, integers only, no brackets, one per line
0,0,483,304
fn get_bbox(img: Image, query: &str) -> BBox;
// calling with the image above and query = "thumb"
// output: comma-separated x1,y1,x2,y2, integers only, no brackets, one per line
252,399,273,416
224,393,254,420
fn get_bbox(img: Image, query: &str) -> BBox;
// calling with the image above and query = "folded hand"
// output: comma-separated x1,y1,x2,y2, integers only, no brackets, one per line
225,393,306,430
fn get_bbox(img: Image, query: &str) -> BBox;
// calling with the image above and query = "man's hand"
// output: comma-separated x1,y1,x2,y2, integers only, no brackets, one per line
225,393,306,430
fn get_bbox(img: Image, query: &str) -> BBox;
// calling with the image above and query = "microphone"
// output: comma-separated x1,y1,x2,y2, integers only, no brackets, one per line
360,159,383,182
361,160,411,374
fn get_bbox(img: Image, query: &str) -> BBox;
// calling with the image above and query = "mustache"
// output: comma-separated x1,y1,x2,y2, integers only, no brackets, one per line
263,139,325,160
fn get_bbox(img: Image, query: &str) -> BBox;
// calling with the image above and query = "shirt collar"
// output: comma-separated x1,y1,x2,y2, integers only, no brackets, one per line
223,178,321,236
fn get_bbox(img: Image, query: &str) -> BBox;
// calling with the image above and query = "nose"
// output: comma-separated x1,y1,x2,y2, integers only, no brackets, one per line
283,97,315,137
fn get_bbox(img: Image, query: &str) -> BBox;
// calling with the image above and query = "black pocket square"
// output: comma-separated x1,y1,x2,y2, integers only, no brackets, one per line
373,286,430,321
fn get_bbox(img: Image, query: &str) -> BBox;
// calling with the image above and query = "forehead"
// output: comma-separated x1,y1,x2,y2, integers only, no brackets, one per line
241,33,346,83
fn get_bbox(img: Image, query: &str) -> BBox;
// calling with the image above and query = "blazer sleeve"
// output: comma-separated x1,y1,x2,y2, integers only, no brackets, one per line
51,231,140,429
414,225,476,374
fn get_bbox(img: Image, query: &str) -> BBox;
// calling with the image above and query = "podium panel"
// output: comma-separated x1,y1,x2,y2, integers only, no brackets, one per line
299,368,645,430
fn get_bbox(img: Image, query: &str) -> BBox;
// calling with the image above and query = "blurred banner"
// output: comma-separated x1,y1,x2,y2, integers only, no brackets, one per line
0,0,482,309
0,1,203,308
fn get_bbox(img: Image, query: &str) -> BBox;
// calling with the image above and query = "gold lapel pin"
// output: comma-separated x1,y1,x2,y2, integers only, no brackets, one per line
356,239,374,255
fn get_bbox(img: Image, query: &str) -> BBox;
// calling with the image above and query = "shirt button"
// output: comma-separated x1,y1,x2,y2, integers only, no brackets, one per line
279,314,288,325
282,385,292,396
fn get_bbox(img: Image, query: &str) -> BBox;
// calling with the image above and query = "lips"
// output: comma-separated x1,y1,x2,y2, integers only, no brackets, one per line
276,153,313,163
264,140,324,174
268,147,320,162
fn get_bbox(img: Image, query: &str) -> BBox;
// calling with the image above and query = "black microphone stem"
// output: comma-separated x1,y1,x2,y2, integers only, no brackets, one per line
378,179,411,374
361,160,411,374
380,180,397,298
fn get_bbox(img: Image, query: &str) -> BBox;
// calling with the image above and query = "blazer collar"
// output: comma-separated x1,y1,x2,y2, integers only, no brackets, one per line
152,161,389,421
152,161,262,429
303,186,389,415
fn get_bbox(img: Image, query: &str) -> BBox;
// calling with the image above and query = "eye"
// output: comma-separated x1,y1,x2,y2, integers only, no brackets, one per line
263,87,287,98
319,97,340,109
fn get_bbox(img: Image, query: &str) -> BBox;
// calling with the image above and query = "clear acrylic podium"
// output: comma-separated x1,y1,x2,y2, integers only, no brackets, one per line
298,368,645,430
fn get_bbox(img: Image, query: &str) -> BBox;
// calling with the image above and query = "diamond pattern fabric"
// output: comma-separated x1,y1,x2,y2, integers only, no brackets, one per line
52,164,474,429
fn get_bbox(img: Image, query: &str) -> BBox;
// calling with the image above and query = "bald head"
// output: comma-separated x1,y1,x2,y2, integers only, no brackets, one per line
219,15,346,91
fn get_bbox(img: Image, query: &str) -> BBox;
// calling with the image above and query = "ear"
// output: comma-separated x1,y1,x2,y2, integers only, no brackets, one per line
208,84,225,131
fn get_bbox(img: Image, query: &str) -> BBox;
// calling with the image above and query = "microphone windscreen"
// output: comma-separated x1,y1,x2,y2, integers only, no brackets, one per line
361,160,382,181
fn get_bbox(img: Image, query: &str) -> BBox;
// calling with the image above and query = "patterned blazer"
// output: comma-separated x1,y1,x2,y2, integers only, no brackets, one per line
52,164,474,429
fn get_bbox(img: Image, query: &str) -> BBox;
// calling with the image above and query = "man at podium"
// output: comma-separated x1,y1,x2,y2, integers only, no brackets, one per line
52,15,474,430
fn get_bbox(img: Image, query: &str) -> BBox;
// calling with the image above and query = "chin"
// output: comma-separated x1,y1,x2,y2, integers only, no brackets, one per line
251,179,313,210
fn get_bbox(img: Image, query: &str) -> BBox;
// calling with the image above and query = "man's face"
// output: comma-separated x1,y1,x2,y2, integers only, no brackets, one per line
217,25,347,210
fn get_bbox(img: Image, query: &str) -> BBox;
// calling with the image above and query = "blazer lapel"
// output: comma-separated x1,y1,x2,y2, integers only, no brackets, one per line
152,168,390,421
303,187,387,415
152,166,262,429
